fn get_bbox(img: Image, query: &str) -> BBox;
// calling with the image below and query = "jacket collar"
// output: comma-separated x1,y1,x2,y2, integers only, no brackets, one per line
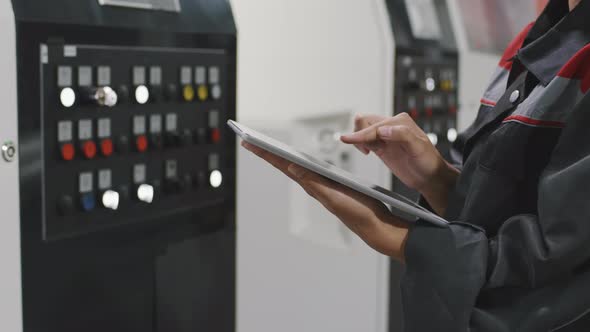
517,0,590,85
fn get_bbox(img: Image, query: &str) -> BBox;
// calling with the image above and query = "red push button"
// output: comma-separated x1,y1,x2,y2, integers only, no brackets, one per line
136,135,148,153
82,141,97,159
449,106,457,115
60,143,75,161
425,108,433,118
210,128,221,143
100,138,114,157
409,108,419,120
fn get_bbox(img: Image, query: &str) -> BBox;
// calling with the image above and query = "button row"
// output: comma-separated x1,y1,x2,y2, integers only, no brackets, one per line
58,65,223,107
57,165,223,215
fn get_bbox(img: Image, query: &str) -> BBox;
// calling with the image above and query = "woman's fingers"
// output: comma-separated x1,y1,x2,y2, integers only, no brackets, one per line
353,114,387,154
376,125,424,157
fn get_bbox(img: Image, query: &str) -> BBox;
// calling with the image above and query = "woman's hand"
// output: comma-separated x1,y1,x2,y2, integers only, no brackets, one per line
242,141,409,262
341,113,459,215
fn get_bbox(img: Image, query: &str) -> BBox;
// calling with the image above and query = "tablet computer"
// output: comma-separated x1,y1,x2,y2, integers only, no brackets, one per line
228,120,448,226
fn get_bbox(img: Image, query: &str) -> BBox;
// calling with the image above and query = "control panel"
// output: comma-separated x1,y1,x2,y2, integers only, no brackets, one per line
42,44,231,240
395,55,458,160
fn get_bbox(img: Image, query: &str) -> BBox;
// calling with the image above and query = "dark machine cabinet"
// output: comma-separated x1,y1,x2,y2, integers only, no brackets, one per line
13,0,236,331
384,1,459,331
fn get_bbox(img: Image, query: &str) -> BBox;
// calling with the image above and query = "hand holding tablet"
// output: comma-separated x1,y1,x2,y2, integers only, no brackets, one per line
228,120,448,226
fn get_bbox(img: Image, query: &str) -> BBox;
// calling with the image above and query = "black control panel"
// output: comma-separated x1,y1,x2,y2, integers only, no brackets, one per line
14,0,237,331
384,1,459,331
395,56,458,160
43,44,232,240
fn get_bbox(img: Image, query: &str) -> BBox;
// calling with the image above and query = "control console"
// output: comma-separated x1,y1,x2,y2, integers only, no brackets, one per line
43,44,232,240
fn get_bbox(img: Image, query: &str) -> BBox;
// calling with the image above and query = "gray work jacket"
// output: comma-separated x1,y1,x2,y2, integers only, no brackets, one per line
402,1,590,331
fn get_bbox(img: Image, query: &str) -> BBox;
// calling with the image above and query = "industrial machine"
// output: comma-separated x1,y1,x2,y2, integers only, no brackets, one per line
1,1,236,331
383,1,459,331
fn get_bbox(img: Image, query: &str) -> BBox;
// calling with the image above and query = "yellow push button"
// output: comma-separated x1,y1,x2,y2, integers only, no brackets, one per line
197,85,209,101
182,85,195,102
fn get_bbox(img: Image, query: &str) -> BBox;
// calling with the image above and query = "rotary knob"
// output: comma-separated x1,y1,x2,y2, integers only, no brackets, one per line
81,86,118,107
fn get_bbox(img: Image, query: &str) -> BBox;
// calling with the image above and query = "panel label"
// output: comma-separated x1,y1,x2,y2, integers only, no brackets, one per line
165,113,177,132
195,66,206,84
208,66,220,84
165,160,178,179
133,66,146,86
133,164,146,184
98,169,112,190
79,172,93,193
97,118,111,138
78,119,93,140
57,66,72,87
57,121,73,142
97,66,111,86
133,116,146,135
78,66,93,87
180,66,192,85
150,114,162,133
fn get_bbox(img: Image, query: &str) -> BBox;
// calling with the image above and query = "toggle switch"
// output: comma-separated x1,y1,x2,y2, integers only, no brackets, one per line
136,184,154,203
165,83,178,101
101,190,120,210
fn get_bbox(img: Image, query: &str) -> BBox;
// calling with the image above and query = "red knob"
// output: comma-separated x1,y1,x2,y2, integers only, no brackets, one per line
210,128,221,143
409,108,419,120
136,135,148,153
60,143,75,161
100,138,114,157
425,108,433,118
82,141,97,159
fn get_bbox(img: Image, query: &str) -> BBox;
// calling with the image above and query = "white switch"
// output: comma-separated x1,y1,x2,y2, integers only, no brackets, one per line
102,190,120,210
209,170,223,188
135,85,150,104
137,184,154,203
60,87,76,108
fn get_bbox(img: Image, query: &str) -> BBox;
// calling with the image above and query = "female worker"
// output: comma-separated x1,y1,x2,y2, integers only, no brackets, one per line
243,0,590,330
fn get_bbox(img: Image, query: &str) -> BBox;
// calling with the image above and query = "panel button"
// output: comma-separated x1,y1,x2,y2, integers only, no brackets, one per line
60,87,76,108
135,135,148,153
211,85,222,100
60,143,75,161
57,195,74,216
135,85,150,104
81,141,97,159
100,138,114,157
80,193,96,212
197,85,208,101
136,184,154,203
210,128,221,144
209,170,223,188
101,190,120,210
182,85,195,102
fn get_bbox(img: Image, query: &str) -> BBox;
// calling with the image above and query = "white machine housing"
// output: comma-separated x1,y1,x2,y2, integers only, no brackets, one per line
0,1,23,331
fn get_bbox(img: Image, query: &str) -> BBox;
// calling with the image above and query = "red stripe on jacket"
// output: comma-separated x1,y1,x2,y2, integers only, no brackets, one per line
557,44,590,93
498,22,535,70
503,115,565,128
